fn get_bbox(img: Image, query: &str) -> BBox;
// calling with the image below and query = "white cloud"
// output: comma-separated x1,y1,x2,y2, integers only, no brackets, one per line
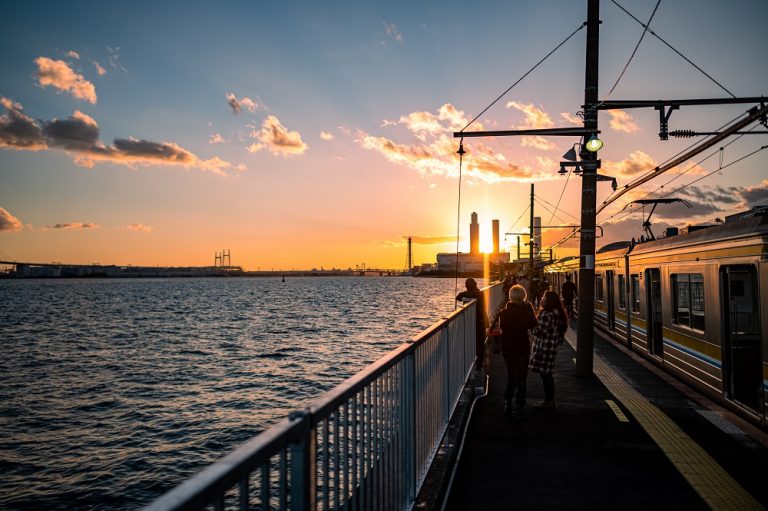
226,93,259,114
383,22,403,42
320,130,334,141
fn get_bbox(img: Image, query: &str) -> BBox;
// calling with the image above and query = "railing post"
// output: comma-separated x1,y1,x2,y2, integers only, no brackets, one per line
401,346,416,506
443,323,451,424
288,409,316,510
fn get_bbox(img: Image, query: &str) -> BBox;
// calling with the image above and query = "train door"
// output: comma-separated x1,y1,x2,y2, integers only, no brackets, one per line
721,265,763,413
606,270,615,331
645,268,663,356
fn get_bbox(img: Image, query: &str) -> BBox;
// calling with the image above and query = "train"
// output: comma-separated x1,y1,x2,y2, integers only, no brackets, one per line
544,206,768,425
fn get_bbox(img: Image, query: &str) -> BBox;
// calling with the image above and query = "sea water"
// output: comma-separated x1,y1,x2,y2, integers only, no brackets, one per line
0,276,486,510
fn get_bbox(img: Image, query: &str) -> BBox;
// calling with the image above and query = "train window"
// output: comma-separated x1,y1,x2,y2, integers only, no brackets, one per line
631,274,640,312
618,275,626,309
595,274,604,302
672,273,705,331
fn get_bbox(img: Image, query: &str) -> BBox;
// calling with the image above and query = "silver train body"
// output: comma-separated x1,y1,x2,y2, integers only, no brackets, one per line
545,210,768,424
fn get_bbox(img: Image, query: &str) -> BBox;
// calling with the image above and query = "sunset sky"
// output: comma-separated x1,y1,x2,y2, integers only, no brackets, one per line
1,0,767,270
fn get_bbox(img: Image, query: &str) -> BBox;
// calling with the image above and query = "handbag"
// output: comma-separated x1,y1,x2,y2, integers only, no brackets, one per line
485,325,502,354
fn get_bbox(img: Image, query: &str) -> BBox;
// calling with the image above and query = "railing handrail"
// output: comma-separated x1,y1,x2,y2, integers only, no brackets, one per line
146,282,505,511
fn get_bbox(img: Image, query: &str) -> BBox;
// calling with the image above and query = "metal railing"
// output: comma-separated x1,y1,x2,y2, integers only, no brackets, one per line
146,282,505,511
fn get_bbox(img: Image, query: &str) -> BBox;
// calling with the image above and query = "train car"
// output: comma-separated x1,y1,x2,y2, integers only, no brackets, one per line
546,207,768,424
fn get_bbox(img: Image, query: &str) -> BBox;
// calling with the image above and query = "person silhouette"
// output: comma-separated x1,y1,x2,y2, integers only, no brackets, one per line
456,278,489,370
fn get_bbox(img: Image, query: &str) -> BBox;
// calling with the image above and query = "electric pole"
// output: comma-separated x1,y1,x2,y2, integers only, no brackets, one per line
575,0,600,377
529,183,535,279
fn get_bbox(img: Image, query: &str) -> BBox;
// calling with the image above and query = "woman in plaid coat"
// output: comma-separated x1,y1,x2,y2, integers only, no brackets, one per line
529,290,568,408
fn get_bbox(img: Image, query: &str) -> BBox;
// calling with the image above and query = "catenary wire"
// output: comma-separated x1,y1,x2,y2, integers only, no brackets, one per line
609,0,735,98
459,23,585,132
544,170,574,227
600,143,767,228
599,0,661,104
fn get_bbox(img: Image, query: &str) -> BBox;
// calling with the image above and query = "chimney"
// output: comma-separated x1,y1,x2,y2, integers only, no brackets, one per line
492,219,500,254
470,212,479,254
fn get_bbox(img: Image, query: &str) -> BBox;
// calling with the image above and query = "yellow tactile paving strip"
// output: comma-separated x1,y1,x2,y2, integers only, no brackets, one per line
565,333,764,511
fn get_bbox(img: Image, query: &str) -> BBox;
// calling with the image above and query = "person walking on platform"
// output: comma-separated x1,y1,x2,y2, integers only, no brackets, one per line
561,274,577,317
456,278,489,370
529,290,568,409
498,285,537,415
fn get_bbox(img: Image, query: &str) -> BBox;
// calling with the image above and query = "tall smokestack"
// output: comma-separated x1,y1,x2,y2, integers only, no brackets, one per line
470,212,479,254
492,219,500,254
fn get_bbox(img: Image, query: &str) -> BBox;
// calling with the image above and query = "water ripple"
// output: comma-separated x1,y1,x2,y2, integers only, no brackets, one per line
0,276,487,509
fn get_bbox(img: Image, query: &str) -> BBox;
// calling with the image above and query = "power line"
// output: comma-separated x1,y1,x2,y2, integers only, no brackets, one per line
535,197,571,226
609,0,735,98
600,0,661,104
545,169,573,227
600,118,762,223
536,194,580,223
600,143,768,227
460,23,585,132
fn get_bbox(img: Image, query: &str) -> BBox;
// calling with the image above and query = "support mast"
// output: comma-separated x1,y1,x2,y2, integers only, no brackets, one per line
575,0,600,377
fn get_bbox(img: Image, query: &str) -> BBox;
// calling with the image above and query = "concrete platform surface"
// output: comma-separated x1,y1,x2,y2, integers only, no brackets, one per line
445,323,768,511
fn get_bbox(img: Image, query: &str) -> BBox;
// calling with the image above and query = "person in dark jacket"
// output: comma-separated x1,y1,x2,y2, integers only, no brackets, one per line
561,274,577,317
530,290,568,409
456,278,489,370
498,284,537,415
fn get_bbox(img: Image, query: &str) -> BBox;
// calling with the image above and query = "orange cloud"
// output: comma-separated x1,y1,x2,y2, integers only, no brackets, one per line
608,110,639,133
93,61,107,76
125,223,154,233
0,207,23,232
506,101,554,129
404,235,459,245
320,130,334,141
66,50,80,59
560,112,582,125
357,103,544,183
209,133,225,144
521,136,556,151
34,57,97,104
0,99,242,175
602,150,657,179
248,115,308,157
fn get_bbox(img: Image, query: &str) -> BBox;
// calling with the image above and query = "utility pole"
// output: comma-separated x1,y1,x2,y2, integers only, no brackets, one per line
529,183,535,279
575,0,600,377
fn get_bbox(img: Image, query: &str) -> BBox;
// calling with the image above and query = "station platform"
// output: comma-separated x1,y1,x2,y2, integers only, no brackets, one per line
445,323,768,510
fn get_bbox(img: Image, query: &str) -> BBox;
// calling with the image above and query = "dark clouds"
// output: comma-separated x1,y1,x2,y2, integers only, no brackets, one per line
0,98,240,174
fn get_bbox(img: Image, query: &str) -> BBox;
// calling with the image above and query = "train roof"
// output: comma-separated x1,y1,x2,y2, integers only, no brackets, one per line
597,241,632,254
630,212,768,254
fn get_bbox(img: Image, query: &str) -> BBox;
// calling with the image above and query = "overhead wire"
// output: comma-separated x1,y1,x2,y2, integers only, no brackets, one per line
599,108,758,222
609,0,736,98
459,23,585,132
600,141,768,228
536,194,580,223
599,0,662,105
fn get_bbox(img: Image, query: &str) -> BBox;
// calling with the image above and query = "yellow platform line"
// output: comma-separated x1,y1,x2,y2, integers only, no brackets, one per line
565,333,764,511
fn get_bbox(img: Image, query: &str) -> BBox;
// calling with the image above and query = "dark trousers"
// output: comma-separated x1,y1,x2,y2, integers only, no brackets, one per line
541,373,555,402
502,352,528,406
475,323,485,369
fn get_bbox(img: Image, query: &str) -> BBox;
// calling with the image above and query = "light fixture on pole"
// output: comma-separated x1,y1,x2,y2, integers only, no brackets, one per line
585,133,603,152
